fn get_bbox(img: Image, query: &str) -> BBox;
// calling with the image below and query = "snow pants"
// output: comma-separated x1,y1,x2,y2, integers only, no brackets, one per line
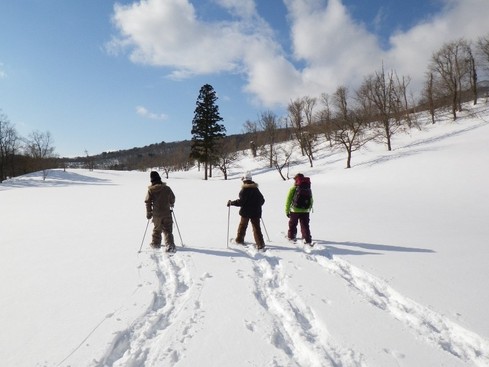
288,212,312,243
152,215,174,247
236,216,265,249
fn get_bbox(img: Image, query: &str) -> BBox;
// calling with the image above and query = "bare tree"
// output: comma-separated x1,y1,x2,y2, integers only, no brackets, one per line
329,87,373,168
215,139,239,180
159,155,174,179
302,97,318,167
423,72,437,124
243,119,260,157
477,34,489,73
317,93,335,147
303,96,317,127
467,46,478,105
26,130,56,180
0,112,20,182
359,65,410,151
270,143,295,181
428,39,474,119
257,110,280,168
287,98,306,155
287,97,318,166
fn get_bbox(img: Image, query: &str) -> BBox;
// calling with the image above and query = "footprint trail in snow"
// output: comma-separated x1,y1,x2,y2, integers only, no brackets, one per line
242,246,367,367
94,253,206,366
305,247,489,367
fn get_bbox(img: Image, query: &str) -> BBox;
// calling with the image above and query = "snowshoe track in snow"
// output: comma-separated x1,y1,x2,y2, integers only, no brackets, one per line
94,252,206,366
241,245,367,367
95,239,489,367
305,247,489,367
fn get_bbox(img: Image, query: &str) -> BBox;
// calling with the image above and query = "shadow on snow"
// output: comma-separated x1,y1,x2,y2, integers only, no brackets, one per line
0,170,113,190
317,239,435,257
161,238,435,259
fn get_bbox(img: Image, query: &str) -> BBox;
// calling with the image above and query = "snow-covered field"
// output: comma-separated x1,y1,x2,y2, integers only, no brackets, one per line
1,102,489,367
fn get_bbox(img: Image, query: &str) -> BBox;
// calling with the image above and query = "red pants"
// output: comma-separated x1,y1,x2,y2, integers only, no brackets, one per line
288,212,312,243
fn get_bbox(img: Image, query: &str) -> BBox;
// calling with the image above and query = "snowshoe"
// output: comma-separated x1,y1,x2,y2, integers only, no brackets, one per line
229,238,248,246
303,240,316,247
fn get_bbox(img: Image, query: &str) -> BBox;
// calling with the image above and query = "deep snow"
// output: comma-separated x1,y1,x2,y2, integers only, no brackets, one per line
1,102,489,367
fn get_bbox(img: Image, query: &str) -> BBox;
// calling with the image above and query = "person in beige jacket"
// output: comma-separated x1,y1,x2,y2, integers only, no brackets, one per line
145,171,176,252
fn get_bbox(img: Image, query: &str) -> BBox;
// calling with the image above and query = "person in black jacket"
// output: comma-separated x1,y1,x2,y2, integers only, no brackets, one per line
227,171,266,250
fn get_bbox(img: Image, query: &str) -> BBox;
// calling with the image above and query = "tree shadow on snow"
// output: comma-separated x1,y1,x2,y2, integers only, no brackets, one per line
354,121,487,169
317,239,435,257
0,170,113,190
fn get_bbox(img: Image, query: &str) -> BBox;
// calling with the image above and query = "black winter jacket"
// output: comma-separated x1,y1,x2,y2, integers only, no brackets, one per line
230,180,265,218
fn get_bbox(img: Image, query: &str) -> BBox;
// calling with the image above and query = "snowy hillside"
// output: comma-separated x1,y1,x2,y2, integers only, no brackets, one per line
1,102,489,367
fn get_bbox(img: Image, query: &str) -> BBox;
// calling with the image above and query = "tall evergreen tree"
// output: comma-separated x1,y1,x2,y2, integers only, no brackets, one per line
190,84,226,180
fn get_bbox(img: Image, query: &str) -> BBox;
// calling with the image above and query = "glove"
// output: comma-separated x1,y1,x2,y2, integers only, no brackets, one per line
227,200,232,207
146,212,153,220
286,212,290,218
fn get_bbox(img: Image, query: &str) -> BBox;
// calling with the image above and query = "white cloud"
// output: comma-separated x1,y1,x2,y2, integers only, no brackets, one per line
136,106,168,121
109,0,249,77
386,0,489,94
110,0,489,108
243,41,303,106
284,0,383,95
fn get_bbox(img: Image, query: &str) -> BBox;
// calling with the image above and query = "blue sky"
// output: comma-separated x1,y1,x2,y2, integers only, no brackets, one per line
1,0,488,158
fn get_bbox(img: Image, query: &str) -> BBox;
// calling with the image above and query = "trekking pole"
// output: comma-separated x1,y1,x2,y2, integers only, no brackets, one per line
172,209,185,247
261,217,271,242
226,205,230,248
138,218,150,253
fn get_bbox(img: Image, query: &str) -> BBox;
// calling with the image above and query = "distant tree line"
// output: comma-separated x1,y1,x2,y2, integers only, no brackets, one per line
0,111,56,182
2,34,489,181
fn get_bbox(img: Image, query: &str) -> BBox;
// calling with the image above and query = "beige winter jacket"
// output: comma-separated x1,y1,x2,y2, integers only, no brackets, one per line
145,182,175,218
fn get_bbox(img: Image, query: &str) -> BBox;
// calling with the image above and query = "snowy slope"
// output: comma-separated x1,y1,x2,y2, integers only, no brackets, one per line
1,102,489,367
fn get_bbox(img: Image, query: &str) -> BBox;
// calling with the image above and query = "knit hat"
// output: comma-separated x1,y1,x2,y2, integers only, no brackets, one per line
242,171,252,181
150,171,161,183
294,173,304,184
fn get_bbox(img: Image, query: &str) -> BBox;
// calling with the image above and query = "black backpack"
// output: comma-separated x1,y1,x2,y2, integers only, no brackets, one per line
292,177,312,209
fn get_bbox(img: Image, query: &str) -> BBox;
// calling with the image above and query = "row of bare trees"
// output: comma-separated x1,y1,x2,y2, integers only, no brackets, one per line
0,111,56,182
240,65,412,173
242,34,489,174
